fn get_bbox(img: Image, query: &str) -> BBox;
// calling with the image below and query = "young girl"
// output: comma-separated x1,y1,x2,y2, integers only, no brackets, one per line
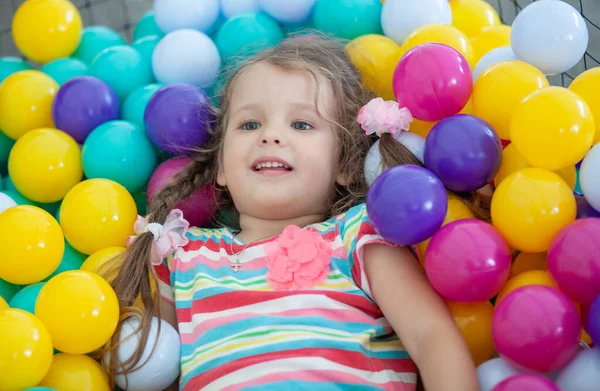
106,38,486,391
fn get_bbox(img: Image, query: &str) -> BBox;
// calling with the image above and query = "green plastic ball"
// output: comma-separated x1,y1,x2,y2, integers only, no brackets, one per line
0,130,15,176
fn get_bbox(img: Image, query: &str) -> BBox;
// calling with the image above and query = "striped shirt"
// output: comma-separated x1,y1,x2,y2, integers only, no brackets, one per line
155,203,417,390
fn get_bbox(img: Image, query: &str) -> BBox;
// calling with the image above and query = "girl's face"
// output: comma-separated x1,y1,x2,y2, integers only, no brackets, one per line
217,61,348,221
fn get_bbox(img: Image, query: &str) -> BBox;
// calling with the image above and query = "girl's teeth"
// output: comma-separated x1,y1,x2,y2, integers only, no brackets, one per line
255,162,289,170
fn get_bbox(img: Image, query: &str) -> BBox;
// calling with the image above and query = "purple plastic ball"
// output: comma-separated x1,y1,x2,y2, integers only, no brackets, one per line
52,76,120,143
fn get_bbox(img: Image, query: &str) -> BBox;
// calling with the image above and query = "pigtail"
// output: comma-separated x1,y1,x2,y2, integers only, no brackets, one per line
101,150,218,386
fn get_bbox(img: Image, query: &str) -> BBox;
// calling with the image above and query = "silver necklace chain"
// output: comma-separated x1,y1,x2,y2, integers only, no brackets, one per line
229,231,277,272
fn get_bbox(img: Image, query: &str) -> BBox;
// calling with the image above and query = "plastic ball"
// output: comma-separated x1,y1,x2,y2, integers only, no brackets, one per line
81,246,125,279
587,295,600,345
131,35,161,76
400,24,475,68
472,61,549,140
450,0,501,38
510,252,547,278
215,12,283,60
496,270,558,305
147,157,218,227
472,46,517,82
8,128,82,203
381,0,451,44
393,43,472,122
491,374,560,391
492,286,580,373
477,358,522,391
43,241,86,282
90,46,153,101
52,76,120,144
580,141,600,212
555,348,600,391
9,282,45,314
0,277,20,303
346,34,403,100
0,56,33,83
0,70,58,140
367,165,448,246
547,218,600,306
425,219,511,302
446,301,495,365
0,206,64,285
59,179,137,255
0,309,53,390
72,26,126,65
0,192,17,214
492,168,576,253
221,0,260,19
122,84,163,129
576,195,600,219
511,0,588,75
510,87,595,171
134,10,165,41
40,57,89,86
154,0,219,34
144,84,213,155
35,270,119,354
12,0,82,63
39,353,110,391
259,0,316,24
153,29,220,88
471,25,511,64
424,114,502,192
106,316,181,391
313,0,382,40
0,295,7,310
0,131,15,175
569,67,600,145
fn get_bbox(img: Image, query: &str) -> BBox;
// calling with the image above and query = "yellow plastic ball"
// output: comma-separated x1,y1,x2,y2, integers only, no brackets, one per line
400,24,475,68
495,144,577,189
446,301,495,366
8,128,82,203
472,61,549,140
0,70,58,140
510,87,596,171
510,252,547,278
491,168,576,253
81,246,125,280
12,0,82,63
569,67,600,145
346,34,403,100
60,179,137,255
0,296,8,310
39,353,110,391
0,206,64,285
35,270,119,354
496,270,558,305
450,0,501,38
0,309,53,390
471,25,511,64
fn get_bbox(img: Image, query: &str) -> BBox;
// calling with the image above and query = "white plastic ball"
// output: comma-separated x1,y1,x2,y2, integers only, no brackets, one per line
221,0,260,19
152,29,221,88
0,193,17,214
364,132,425,187
154,0,220,34
258,0,316,24
580,143,600,212
473,46,517,82
511,0,588,75
105,316,181,391
555,348,600,391
477,357,521,391
381,0,452,44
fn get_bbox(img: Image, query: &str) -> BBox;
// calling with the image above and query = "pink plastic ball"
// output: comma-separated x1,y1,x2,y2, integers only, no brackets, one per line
547,218,600,306
491,374,560,391
424,219,511,302
147,156,217,227
492,286,581,373
393,43,472,122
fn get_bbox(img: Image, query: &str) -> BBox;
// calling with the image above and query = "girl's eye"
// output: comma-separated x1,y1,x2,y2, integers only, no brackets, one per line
292,121,313,131
241,121,261,131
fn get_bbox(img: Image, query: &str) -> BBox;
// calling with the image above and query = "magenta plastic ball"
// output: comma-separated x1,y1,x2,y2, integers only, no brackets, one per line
393,43,472,122
491,374,560,391
424,219,511,302
492,286,581,373
147,157,217,227
547,218,600,306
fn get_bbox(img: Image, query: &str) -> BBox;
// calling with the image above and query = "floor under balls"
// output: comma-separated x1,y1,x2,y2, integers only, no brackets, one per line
1,1,600,391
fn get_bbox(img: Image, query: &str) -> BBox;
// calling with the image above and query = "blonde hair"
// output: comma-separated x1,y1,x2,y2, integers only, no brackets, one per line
101,36,491,384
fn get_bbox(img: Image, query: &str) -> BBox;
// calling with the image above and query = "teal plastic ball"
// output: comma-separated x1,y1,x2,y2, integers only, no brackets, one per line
0,56,32,84
0,131,15,176
216,12,283,60
43,241,86,282
131,35,161,81
72,26,126,64
9,282,45,314
0,277,20,303
123,84,163,129
40,57,89,86
313,0,383,40
133,10,165,41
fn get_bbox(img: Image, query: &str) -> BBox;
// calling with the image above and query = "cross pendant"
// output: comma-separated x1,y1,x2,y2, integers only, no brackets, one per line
231,260,243,272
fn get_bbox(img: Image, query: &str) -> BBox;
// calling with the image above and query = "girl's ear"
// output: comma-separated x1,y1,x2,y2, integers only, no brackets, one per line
336,171,350,186
217,166,227,187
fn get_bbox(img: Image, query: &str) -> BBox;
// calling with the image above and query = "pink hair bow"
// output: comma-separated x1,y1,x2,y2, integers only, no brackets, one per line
357,98,413,137
126,209,190,266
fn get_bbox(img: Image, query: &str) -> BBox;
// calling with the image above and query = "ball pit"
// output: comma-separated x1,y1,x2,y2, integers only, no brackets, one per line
1,0,600,388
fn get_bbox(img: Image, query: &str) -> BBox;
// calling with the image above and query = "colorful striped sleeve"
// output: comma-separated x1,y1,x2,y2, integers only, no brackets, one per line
340,203,397,300
154,252,175,305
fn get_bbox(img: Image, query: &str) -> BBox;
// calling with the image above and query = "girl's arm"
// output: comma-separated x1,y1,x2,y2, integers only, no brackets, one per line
363,243,480,391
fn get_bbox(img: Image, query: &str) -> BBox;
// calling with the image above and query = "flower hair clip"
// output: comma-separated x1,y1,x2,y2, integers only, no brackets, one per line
126,209,190,266
357,97,413,137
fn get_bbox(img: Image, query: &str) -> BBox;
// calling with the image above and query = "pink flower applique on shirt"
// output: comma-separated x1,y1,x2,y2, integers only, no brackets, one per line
265,225,333,290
